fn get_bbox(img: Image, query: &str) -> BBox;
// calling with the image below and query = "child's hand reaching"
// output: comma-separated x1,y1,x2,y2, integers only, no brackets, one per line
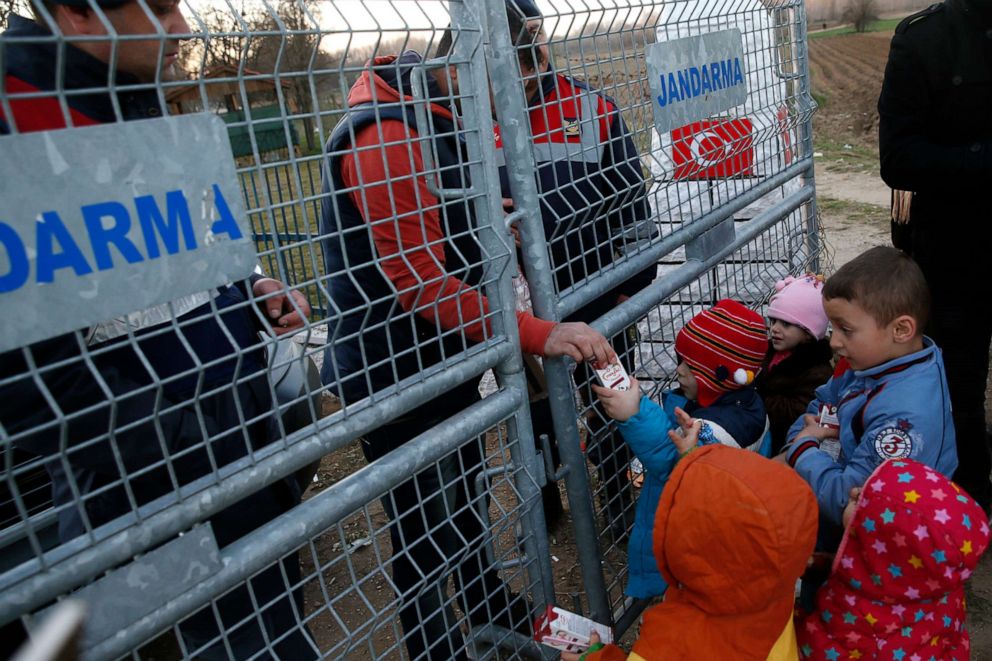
560,632,602,661
795,413,840,442
667,406,702,456
592,376,641,422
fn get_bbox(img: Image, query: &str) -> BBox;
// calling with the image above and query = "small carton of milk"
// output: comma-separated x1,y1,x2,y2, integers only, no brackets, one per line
594,361,632,391
533,605,613,653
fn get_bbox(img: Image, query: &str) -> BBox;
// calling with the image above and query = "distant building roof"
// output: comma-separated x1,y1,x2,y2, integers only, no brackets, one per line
166,64,292,106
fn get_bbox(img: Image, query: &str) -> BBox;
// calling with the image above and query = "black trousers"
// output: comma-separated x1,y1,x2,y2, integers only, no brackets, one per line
925,273,992,511
180,480,319,660
361,384,524,660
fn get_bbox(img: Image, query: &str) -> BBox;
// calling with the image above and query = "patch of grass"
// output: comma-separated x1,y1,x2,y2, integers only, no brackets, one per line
814,136,878,174
811,90,828,110
817,197,888,224
239,157,328,316
809,17,902,39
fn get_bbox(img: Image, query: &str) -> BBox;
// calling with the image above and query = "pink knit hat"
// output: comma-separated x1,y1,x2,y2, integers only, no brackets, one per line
767,274,828,340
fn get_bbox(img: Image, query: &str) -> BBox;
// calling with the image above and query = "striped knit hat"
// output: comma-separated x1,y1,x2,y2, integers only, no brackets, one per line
674,300,768,407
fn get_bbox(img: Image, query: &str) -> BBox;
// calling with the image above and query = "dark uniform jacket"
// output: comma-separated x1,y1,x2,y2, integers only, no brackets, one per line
321,52,486,404
878,0,992,277
497,69,657,324
0,15,296,544
321,52,560,405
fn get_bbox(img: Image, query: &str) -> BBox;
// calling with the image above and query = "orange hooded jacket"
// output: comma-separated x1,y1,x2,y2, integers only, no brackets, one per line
586,444,818,660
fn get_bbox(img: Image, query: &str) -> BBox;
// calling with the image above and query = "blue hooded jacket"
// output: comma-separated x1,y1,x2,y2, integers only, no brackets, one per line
618,387,770,598
786,337,957,527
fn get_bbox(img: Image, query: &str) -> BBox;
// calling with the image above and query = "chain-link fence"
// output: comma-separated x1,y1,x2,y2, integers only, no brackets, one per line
0,0,823,657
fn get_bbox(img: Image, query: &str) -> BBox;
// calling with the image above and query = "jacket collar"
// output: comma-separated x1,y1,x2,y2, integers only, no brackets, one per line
3,14,161,123
854,336,937,380
527,63,558,106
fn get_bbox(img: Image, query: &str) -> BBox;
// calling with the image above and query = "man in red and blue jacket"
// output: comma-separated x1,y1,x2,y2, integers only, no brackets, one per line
319,36,619,657
1,3,317,657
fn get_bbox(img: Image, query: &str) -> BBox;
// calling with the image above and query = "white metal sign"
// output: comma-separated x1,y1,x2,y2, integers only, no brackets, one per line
646,29,748,133
0,114,257,352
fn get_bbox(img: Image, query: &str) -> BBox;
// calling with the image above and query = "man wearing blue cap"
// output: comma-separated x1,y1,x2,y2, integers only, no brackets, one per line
439,0,657,537
320,0,625,655
0,2,318,658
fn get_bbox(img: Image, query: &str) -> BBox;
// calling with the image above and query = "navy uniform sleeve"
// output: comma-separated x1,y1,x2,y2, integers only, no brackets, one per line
1,334,211,475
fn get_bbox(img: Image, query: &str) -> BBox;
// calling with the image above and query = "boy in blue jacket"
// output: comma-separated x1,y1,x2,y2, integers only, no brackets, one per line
781,246,957,533
594,299,771,598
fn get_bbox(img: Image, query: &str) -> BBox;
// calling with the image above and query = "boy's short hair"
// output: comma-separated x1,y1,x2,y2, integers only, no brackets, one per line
823,246,929,330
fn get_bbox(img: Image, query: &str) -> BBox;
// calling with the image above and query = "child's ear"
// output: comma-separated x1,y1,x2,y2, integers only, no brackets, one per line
891,314,917,344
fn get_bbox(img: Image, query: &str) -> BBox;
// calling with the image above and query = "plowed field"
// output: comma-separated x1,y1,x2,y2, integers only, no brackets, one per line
809,31,894,162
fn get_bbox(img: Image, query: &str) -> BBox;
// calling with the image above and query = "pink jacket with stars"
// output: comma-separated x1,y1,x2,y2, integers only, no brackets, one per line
797,458,989,660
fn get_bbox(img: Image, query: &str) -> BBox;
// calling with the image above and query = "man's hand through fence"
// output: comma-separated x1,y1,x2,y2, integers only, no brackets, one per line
543,322,616,365
253,278,312,335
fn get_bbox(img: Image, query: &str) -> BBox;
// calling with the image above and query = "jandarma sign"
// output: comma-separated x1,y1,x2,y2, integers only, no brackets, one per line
0,185,243,290
0,114,258,352
646,29,748,133
656,58,745,108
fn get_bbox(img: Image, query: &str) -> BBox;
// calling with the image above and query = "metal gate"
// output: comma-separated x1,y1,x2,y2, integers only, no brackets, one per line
0,0,823,657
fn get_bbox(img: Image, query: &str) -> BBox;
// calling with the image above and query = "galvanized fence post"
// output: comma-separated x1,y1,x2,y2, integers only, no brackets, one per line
452,0,557,622
483,0,614,627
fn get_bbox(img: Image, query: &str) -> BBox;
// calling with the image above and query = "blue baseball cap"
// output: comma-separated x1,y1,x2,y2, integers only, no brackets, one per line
48,0,137,7
507,0,542,18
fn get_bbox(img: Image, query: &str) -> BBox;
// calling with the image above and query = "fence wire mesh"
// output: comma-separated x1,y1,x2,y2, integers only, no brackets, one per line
0,0,825,657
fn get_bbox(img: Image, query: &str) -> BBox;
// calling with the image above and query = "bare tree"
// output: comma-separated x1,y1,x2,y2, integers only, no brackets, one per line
180,5,270,77
842,0,879,32
178,1,335,149
177,3,440,148
248,0,331,151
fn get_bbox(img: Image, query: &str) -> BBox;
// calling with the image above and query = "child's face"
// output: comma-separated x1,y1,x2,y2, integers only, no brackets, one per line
768,318,811,352
825,297,902,371
676,361,699,400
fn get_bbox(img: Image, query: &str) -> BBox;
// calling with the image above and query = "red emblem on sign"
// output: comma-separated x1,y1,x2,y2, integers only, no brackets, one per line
671,118,754,180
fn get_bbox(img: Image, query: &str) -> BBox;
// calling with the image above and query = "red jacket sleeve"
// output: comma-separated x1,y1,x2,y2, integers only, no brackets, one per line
339,120,554,355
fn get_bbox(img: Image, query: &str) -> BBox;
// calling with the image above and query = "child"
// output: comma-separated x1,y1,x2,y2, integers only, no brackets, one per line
563,445,818,661
782,248,956,530
594,299,771,599
797,458,989,660
756,274,834,455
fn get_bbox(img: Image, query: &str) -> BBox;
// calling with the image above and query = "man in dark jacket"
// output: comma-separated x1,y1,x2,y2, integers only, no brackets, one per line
0,2,317,657
438,0,658,533
320,14,618,658
878,0,992,511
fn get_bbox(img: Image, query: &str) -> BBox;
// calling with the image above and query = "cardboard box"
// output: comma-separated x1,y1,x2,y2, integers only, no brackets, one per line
533,605,613,653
